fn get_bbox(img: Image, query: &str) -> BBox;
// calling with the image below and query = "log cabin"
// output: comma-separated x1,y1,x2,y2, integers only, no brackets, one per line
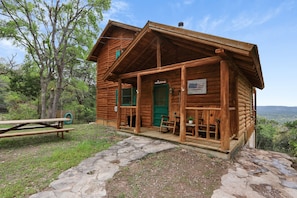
87,20,264,158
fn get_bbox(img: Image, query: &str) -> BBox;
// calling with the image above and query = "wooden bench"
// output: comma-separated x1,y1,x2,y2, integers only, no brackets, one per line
0,118,74,139
0,128,75,139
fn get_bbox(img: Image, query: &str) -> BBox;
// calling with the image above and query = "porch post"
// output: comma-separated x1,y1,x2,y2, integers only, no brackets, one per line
156,37,161,68
180,65,187,142
116,79,122,129
220,60,230,150
135,74,141,133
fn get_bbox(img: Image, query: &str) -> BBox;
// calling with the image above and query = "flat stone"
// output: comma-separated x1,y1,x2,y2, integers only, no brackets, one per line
212,189,237,198
30,191,57,198
50,176,79,190
235,167,249,178
128,150,147,161
281,180,297,189
282,187,297,198
142,141,176,153
52,191,80,198
213,147,297,198
80,179,106,197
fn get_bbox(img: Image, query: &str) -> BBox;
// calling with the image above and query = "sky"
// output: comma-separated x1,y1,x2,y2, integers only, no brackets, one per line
1,0,297,107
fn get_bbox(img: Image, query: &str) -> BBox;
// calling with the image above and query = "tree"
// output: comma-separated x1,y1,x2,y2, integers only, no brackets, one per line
256,117,278,150
0,0,110,118
9,64,40,99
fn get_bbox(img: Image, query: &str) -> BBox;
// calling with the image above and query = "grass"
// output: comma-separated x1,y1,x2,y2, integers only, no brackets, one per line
0,124,125,198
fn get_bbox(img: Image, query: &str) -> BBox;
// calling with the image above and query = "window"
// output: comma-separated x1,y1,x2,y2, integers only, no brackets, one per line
116,87,136,106
116,49,121,59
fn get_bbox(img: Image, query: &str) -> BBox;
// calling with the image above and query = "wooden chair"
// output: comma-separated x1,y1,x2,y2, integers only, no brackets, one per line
198,108,220,140
160,115,180,134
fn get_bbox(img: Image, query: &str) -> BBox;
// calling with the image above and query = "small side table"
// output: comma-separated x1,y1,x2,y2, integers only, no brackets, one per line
186,123,195,136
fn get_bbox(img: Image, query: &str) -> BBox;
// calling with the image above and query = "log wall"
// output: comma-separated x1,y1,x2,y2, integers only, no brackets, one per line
237,72,254,139
96,29,137,123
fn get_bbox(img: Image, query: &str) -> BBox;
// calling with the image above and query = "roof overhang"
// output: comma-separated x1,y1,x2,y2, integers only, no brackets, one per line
101,21,264,89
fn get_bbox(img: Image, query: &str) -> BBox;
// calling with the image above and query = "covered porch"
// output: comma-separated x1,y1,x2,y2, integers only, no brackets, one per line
114,56,247,154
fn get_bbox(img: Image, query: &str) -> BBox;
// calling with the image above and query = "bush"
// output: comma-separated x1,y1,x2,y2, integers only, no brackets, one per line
4,92,38,120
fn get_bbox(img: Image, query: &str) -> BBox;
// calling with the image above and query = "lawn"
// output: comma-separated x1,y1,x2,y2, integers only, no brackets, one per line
0,124,125,198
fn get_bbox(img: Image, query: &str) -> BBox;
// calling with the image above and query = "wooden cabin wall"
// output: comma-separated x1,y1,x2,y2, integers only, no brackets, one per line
185,64,220,119
139,63,223,127
187,64,220,107
96,29,136,124
237,72,254,140
141,76,154,127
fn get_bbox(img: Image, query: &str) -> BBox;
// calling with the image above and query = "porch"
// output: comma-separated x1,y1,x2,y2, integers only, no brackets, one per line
117,106,246,159
118,126,243,159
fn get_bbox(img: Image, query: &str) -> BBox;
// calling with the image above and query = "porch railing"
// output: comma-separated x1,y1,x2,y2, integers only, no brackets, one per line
185,107,221,143
119,106,136,129
185,107,236,144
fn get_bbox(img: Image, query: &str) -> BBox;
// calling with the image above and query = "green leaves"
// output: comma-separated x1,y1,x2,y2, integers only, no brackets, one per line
0,0,111,118
257,117,297,157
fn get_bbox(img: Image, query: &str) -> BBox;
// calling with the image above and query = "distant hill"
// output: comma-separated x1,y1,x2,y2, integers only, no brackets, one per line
257,106,297,123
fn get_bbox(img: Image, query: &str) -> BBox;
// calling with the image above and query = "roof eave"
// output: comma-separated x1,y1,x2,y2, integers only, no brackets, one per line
103,21,264,89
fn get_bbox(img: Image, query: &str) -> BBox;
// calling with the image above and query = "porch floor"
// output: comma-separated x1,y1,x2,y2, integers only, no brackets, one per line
119,127,242,159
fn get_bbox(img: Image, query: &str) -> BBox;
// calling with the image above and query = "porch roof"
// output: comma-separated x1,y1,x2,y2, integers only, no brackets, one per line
96,21,264,89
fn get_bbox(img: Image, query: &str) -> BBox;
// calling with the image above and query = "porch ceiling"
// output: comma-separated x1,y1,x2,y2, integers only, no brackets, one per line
103,21,264,89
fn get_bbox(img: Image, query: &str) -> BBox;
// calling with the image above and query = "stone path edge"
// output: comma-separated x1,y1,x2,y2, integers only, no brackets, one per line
29,135,177,198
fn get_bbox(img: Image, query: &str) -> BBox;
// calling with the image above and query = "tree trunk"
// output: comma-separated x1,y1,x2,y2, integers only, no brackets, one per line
40,77,48,119
50,75,63,118
48,88,55,118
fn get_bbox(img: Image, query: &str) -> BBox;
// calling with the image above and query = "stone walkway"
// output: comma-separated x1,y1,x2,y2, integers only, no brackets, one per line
29,136,176,198
212,147,297,198
29,135,297,198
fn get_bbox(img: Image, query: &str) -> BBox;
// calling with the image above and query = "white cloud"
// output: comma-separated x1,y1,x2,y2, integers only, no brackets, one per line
196,15,225,33
230,2,292,31
169,0,195,12
183,0,195,5
102,0,134,25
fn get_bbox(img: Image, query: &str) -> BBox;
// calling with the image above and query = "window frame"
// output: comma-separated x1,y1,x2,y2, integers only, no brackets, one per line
116,87,136,106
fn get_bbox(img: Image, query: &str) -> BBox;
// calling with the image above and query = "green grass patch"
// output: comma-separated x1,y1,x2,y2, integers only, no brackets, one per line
0,124,125,198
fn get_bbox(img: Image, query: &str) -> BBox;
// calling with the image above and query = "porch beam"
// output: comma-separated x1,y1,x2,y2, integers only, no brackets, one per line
122,37,158,73
116,79,122,129
156,37,161,68
119,56,222,79
220,60,230,150
135,74,141,133
179,65,187,142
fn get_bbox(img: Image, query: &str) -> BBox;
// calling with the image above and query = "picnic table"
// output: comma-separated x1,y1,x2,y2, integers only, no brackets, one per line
0,118,74,139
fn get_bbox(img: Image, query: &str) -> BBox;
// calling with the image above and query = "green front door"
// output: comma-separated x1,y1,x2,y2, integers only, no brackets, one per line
153,84,169,126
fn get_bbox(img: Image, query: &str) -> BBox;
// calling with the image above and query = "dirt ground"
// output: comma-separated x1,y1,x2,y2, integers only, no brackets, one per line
106,147,231,198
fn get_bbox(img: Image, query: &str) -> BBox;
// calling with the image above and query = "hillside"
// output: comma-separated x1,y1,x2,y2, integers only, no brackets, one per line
257,106,297,123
